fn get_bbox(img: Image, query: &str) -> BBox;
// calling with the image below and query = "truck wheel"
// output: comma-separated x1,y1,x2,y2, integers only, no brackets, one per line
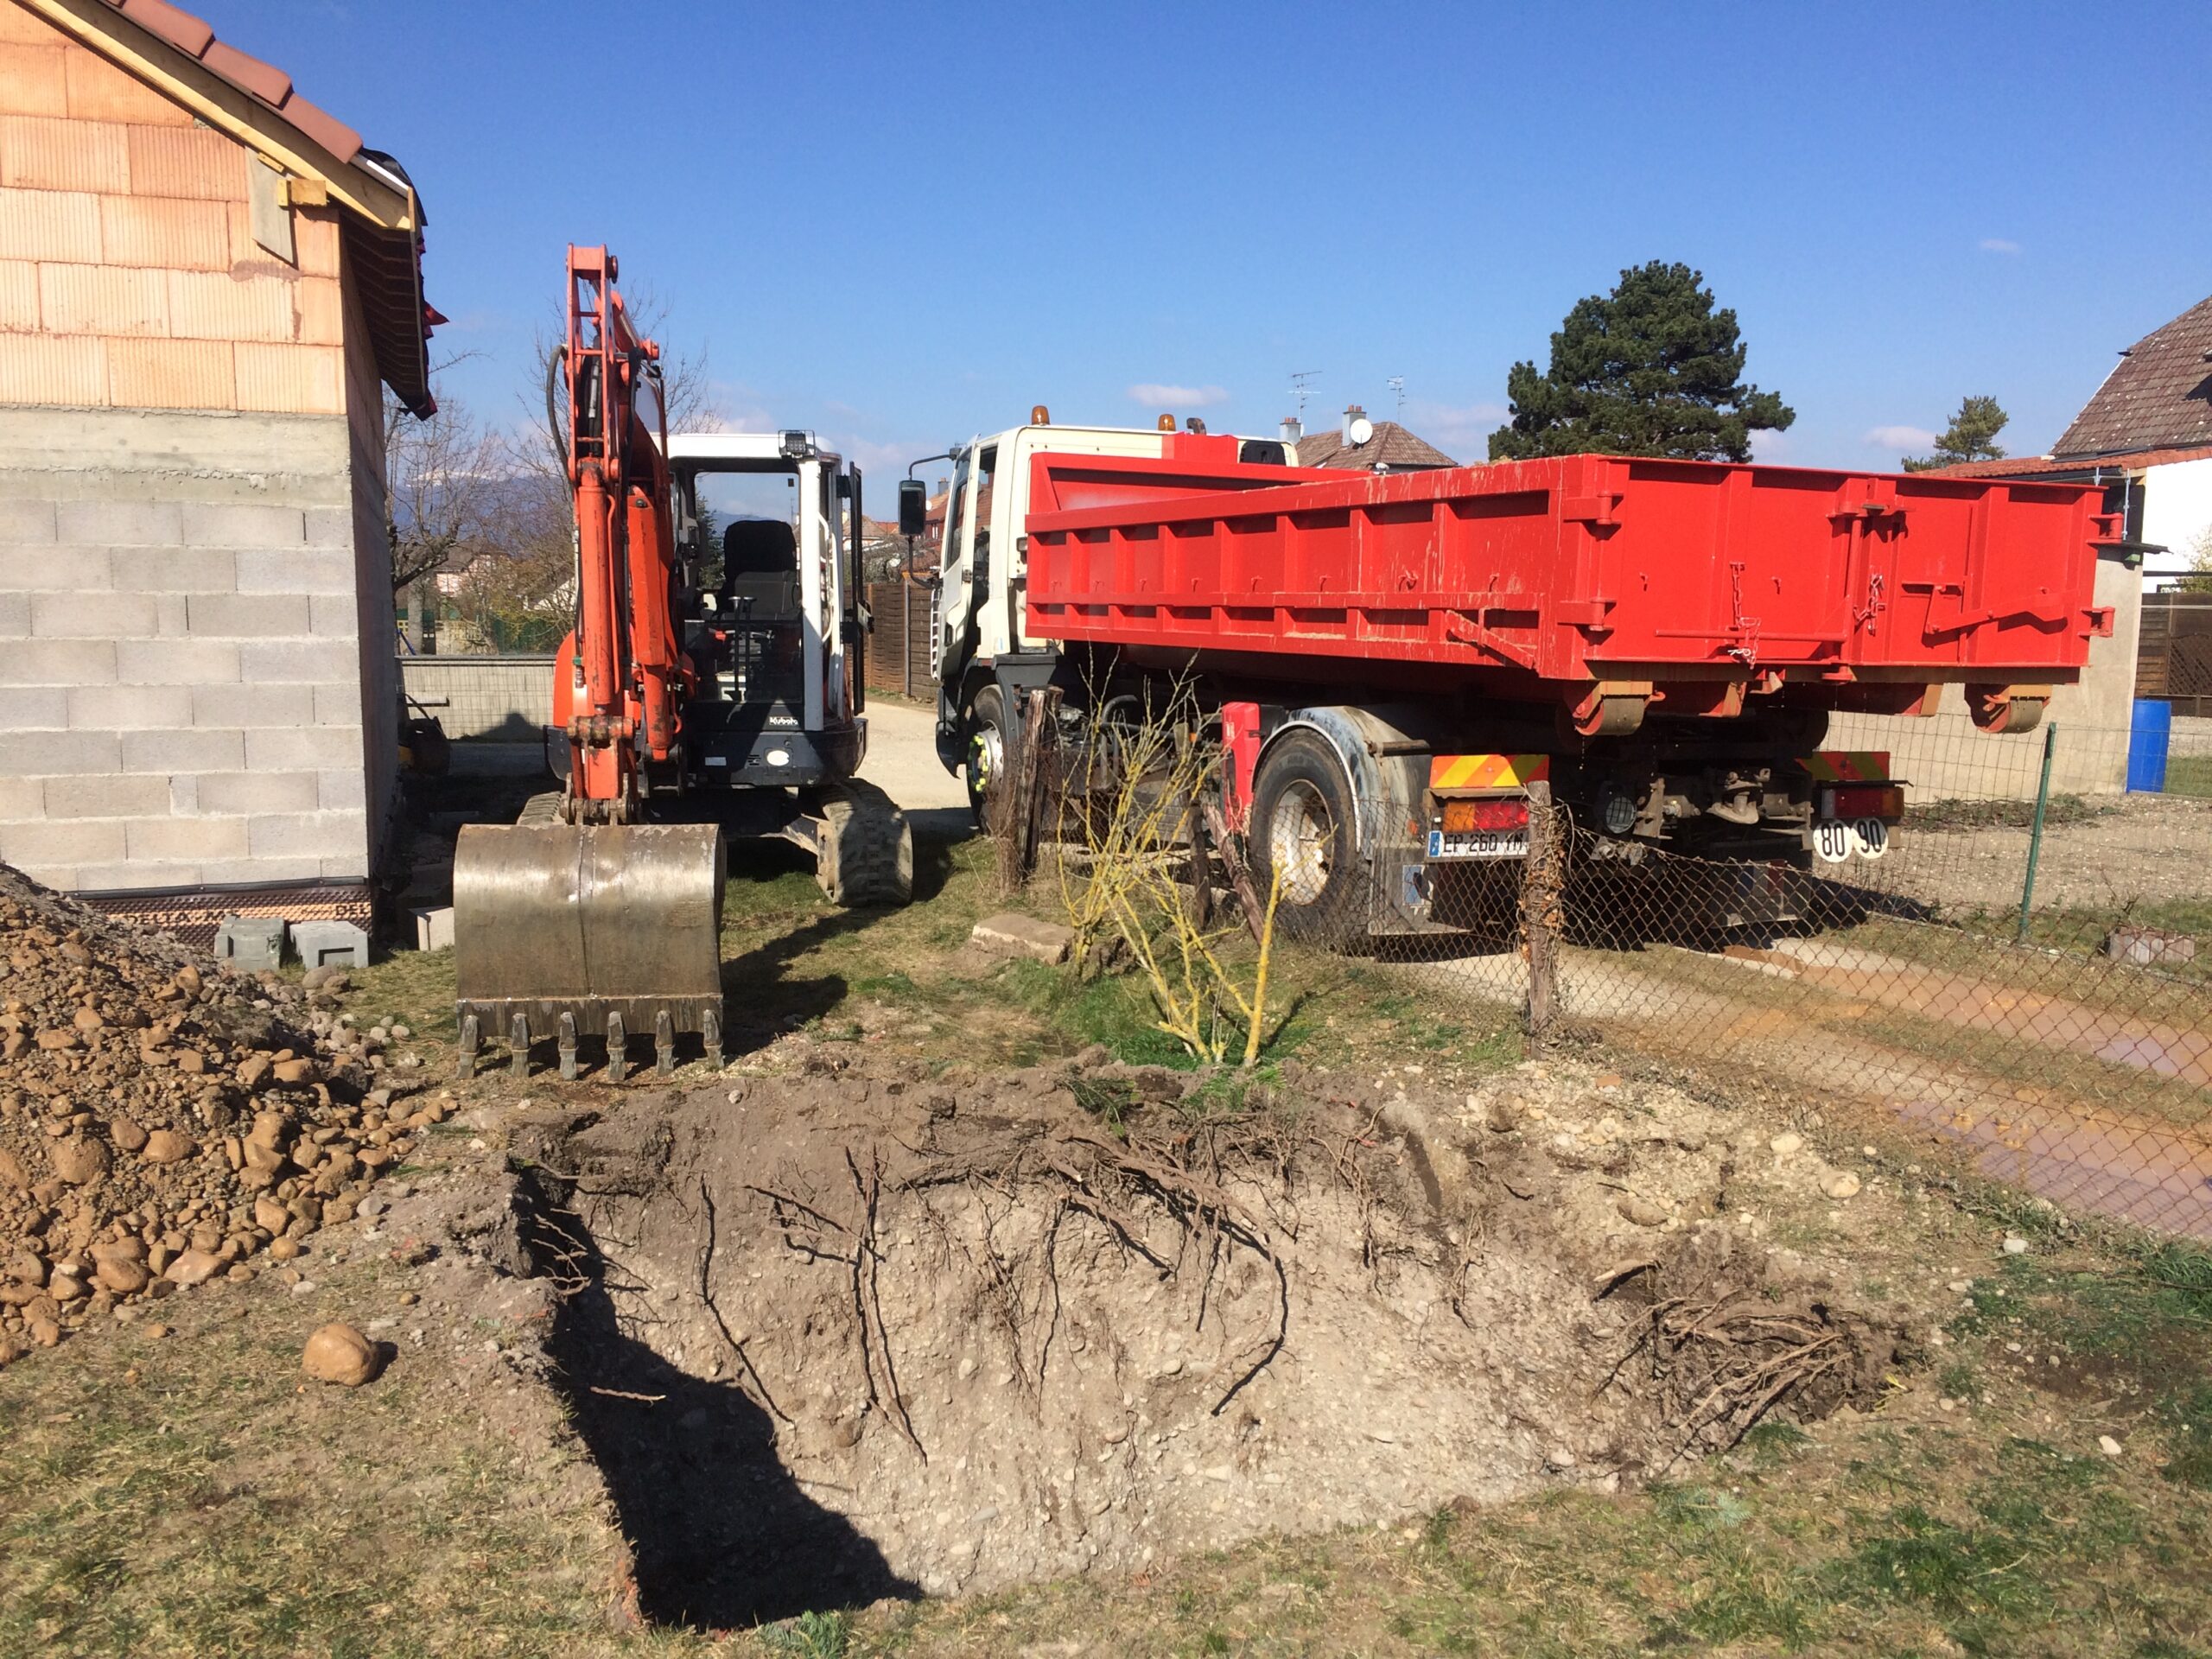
964,684,1007,832
1249,731,1363,944
815,779,914,907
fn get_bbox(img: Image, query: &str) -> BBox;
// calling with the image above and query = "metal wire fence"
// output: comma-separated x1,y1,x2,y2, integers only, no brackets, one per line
1300,721,2212,1242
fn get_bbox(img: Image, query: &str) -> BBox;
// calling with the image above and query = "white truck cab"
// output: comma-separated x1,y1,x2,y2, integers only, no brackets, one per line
905,416,1294,815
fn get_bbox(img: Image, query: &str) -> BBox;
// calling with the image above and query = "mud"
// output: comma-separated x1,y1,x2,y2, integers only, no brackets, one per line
507,1055,1906,1626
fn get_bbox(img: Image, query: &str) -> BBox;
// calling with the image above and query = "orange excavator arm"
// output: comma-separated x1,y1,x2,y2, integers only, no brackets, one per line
555,244,690,822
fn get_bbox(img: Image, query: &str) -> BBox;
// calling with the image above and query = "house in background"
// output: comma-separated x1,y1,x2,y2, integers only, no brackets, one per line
1936,294,2212,589
1289,404,1455,473
0,0,433,941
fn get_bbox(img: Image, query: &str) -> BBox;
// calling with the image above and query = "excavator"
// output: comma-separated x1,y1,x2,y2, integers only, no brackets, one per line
450,245,909,1081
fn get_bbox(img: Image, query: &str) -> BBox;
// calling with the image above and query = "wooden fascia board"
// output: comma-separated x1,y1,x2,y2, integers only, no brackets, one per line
22,0,417,232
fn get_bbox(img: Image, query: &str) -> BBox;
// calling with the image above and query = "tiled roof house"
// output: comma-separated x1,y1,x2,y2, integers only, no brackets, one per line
0,0,435,938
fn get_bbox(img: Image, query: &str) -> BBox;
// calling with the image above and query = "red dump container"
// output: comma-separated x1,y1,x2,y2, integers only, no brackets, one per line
1023,442,2113,727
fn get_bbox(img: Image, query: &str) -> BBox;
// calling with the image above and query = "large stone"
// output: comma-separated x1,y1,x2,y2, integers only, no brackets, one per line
50,1136,111,1185
142,1129,194,1166
969,912,1077,965
164,1249,221,1287
0,1148,29,1191
107,1116,149,1154
302,1322,380,1387
95,1255,149,1295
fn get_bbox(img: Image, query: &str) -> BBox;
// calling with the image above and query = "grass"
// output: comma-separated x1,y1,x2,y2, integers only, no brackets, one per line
2166,753,2212,801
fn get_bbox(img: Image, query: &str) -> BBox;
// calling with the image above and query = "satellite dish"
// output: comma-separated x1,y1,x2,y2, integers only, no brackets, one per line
1348,416,1375,447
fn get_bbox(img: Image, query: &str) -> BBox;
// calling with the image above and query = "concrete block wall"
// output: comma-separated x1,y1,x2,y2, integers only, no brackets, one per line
0,403,373,893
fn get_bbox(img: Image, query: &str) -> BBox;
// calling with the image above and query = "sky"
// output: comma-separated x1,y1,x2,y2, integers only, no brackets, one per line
219,0,2212,480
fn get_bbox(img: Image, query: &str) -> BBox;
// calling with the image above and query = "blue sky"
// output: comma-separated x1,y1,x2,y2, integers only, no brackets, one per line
226,0,2209,476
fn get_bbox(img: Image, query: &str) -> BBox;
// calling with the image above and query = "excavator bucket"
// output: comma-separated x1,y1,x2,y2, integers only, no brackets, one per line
452,820,725,1080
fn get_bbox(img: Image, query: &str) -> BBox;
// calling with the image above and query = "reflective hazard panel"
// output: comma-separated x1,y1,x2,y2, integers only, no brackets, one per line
1802,750,1891,783
1428,753,1550,790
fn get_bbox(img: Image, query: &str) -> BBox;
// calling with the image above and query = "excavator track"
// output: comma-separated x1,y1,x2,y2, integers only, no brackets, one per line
813,779,914,907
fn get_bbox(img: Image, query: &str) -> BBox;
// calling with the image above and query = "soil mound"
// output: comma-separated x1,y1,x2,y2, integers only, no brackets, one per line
0,864,432,1363
512,1056,1907,1624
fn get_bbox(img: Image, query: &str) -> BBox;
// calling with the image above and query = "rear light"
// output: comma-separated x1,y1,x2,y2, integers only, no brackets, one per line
1827,785,1903,820
1441,797,1529,833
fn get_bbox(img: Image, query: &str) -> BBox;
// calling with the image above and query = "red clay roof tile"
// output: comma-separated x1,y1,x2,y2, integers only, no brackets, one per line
99,0,363,162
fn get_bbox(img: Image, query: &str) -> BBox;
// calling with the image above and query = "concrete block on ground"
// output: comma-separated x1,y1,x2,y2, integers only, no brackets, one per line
412,906,454,951
213,914,285,973
292,918,367,970
2106,925,2196,968
969,912,1075,964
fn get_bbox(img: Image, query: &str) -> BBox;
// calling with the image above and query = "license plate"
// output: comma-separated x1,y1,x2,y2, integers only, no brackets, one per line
1427,828,1529,861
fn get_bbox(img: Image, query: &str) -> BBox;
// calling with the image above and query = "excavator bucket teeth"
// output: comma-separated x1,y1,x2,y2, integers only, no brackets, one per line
453,821,725,1058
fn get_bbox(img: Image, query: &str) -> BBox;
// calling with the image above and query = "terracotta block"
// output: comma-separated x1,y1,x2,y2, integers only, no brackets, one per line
0,8,62,46
0,257,35,329
107,337,232,410
167,268,292,342
99,194,227,269
294,207,340,277
0,184,98,262
62,42,189,126
126,124,245,200
40,262,167,336
293,275,343,346
0,114,126,192
0,42,65,117
0,333,105,404
234,340,341,415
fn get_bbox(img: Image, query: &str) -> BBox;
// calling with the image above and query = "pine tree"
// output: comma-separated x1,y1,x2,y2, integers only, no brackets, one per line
1487,262,1795,463
1901,396,2009,471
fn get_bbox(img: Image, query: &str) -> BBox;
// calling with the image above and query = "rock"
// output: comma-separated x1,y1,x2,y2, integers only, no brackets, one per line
1544,1445,1580,1470
2098,1434,2123,1458
29,1317,60,1348
1484,1096,1524,1133
72,1005,105,1032
2001,1234,2030,1255
164,1249,221,1287
1769,1131,1804,1156
236,1053,272,1090
95,1255,149,1295
1822,1172,1862,1201
268,1236,302,1262
1615,1193,1668,1229
302,1322,380,1386
50,1136,111,1185
174,964,201,995
270,1058,318,1087
108,1116,149,1154
969,912,1077,964
253,1197,290,1234
0,1148,29,1191
142,1129,194,1166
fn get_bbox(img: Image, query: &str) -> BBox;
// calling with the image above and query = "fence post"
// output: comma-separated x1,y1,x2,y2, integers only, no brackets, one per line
2015,720,2057,944
901,582,912,699
1522,777,1562,1047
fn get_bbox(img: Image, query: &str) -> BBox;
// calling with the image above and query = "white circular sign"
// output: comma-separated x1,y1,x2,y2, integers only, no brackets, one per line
1812,819,1853,865
1851,817,1890,860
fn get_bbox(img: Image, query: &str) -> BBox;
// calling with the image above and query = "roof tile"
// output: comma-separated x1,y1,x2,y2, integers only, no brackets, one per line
2051,295,2212,460
97,0,359,162
1295,418,1456,471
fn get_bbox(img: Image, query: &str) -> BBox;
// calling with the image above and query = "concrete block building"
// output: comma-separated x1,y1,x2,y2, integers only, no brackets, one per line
0,0,433,938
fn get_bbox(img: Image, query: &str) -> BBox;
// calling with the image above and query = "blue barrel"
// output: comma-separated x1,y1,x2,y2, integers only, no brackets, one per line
2127,698,2171,793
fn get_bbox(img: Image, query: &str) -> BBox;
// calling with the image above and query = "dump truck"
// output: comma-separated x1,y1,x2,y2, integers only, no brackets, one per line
906,414,2113,939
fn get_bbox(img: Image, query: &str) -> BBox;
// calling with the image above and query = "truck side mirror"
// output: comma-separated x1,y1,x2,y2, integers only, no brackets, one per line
898,478,928,539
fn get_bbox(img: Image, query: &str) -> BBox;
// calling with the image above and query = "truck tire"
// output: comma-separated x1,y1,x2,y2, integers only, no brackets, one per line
815,779,914,907
964,683,1007,832
1249,730,1363,944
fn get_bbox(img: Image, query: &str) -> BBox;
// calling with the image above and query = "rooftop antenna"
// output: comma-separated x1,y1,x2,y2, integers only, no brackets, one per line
1289,370,1320,419
1387,375,1406,417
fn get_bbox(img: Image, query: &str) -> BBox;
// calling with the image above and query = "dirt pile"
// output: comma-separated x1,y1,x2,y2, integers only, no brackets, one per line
0,864,435,1363
507,1052,1910,1624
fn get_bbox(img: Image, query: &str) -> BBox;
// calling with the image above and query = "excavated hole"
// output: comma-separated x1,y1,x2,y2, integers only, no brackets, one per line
513,1066,1904,1629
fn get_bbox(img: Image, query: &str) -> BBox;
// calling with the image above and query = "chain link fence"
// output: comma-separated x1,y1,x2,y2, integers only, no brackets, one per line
1301,721,2212,1240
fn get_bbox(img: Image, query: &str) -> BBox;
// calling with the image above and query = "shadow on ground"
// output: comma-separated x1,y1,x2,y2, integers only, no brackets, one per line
523,1173,919,1629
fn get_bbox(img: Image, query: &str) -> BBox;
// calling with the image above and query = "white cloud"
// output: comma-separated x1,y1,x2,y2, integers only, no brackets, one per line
1866,424,1937,451
1749,429,1795,462
1128,383,1229,409
1979,238,2023,255
1399,397,1510,460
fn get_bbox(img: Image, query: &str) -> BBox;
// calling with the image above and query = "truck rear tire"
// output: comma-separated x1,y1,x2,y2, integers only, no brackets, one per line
815,779,914,907
1249,730,1363,944
964,684,1007,832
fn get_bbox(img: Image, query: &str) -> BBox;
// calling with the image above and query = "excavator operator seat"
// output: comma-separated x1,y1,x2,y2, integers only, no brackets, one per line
721,518,801,621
